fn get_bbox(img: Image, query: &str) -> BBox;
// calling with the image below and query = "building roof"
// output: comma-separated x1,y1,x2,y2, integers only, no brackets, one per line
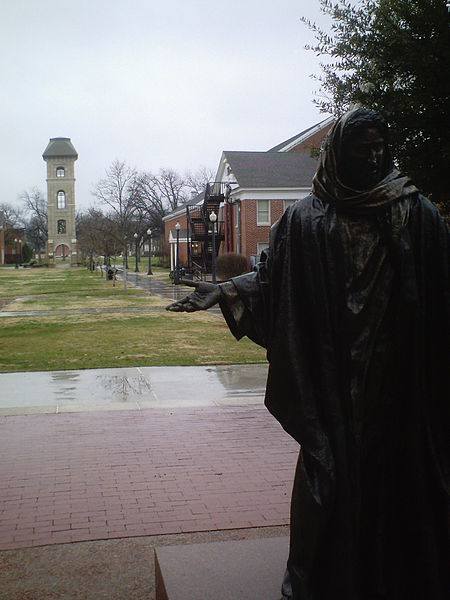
223,151,318,188
268,116,334,153
42,138,78,160
162,192,204,221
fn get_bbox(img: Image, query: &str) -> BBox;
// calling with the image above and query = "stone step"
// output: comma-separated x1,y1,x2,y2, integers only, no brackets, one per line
155,536,289,600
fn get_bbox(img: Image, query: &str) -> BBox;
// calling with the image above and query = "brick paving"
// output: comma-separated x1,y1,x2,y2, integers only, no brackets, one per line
0,406,298,551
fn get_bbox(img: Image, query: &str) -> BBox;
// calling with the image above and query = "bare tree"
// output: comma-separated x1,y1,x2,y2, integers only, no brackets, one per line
77,208,109,270
184,166,215,197
19,188,48,260
0,202,24,228
92,160,141,289
137,168,188,214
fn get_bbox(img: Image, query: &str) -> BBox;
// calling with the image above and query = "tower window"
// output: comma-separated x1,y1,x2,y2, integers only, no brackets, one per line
56,167,65,177
57,191,66,209
57,219,66,234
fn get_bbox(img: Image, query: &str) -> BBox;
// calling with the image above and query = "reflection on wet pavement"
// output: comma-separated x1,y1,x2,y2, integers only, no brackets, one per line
0,364,268,416
121,272,222,313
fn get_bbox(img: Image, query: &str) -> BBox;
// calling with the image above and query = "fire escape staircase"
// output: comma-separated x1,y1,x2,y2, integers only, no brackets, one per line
186,182,225,279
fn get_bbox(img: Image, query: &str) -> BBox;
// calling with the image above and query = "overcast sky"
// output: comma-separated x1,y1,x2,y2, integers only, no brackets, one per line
1,0,332,212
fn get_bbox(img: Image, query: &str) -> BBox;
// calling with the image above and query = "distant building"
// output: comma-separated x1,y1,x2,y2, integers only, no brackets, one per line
43,137,79,266
163,116,334,275
216,150,319,267
0,211,25,265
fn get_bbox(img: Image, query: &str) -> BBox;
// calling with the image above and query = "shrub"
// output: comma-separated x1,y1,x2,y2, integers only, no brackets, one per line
216,253,248,281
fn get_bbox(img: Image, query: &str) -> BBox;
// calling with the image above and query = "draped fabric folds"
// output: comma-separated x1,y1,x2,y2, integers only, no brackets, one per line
218,110,449,599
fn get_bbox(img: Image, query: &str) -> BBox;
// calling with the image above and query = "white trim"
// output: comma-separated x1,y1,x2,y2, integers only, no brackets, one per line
168,232,188,244
231,188,310,201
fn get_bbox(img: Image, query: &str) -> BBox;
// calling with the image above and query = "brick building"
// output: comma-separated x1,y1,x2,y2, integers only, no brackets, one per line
163,116,334,274
163,193,203,272
0,212,25,265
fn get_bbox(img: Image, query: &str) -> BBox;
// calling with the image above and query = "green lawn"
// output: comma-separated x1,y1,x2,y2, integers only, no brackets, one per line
0,267,266,372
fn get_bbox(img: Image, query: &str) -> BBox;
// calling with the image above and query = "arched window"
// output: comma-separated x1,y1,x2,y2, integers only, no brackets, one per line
57,191,66,209
57,219,66,234
56,166,65,177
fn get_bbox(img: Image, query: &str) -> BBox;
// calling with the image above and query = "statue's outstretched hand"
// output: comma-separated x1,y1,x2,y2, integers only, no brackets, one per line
166,280,221,312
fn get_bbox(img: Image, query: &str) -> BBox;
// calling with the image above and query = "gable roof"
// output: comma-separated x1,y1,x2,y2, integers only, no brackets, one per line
268,116,334,153
43,137,78,159
162,191,204,221
223,151,318,188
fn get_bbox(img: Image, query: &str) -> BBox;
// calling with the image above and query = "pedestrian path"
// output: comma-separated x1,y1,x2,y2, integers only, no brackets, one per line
0,405,298,551
0,364,268,416
120,271,191,302
122,271,223,315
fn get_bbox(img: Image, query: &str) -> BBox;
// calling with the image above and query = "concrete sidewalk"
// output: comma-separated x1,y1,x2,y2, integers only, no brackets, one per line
0,364,268,416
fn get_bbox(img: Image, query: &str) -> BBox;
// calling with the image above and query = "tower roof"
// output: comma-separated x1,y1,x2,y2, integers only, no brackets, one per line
43,138,78,160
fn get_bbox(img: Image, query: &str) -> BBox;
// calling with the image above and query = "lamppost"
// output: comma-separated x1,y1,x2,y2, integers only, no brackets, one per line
133,233,139,273
209,211,217,284
146,228,153,275
14,238,18,268
174,222,181,284
19,240,22,265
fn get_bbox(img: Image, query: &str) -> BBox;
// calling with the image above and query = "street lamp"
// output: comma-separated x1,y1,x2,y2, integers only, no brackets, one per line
19,240,23,265
133,233,139,273
146,228,153,275
209,211,217,284
174,222,181,284
14,238,18,269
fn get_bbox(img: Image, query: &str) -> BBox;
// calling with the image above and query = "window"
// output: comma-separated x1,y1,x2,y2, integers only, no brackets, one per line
56,167,65,177
257,242,269,256
57,219,66,234
257,199,270,225
283,199,295,212
57,191,66,209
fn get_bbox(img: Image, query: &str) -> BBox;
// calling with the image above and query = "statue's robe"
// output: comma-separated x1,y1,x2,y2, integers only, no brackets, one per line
219,192,449,599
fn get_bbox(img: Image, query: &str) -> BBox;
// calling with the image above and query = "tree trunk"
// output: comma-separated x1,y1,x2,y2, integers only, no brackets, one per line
123,245,128,292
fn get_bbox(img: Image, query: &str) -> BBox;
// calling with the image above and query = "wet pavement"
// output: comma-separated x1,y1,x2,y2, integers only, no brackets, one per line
0,364,268,416
121,271,222,315
119,271,192,302
0,403,297,553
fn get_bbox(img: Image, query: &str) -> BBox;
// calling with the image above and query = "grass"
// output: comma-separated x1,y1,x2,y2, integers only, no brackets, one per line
111,256,170,273
0,267,266,373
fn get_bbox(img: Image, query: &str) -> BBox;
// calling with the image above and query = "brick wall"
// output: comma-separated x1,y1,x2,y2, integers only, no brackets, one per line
2,229,25,264
241,199,286,266
289,124,333,155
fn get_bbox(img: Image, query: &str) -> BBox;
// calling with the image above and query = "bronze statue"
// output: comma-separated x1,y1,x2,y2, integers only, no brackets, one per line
167,109,449,599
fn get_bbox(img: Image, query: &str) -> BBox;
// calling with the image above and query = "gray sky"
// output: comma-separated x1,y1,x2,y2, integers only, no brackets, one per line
1,0,332,212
